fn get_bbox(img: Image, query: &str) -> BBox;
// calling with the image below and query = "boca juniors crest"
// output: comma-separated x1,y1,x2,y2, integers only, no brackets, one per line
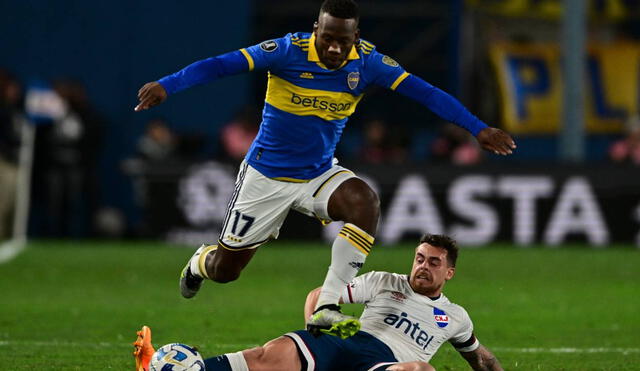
433,308,449,328
347,72,360,90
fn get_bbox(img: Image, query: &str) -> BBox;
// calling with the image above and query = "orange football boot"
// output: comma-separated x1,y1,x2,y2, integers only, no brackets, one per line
133,325,155,371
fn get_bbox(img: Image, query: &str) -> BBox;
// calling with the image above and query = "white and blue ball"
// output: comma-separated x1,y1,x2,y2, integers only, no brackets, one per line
149,343,205,371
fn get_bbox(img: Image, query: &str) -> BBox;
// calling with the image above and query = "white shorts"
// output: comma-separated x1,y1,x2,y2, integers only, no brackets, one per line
218,161,357,250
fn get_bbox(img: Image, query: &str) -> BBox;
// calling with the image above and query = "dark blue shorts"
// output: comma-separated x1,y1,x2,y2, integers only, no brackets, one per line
285,330,398,371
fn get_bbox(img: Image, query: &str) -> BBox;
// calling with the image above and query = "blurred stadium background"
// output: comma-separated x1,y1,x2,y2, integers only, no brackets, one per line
1,0,639,369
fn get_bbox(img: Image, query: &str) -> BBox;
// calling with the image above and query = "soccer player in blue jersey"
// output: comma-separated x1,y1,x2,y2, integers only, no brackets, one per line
135,0,516,338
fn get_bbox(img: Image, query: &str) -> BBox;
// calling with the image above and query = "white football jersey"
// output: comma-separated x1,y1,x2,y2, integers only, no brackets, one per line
341,271,480,362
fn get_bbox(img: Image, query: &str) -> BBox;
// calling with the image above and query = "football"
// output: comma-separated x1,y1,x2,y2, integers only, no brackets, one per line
149,343,205,371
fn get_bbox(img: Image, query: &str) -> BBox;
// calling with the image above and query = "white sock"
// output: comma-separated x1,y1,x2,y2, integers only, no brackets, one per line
316,223,374,309
226,351,249,371
189,245,217,279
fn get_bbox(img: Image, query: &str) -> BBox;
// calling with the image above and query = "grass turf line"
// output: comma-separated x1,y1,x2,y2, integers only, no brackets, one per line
0,240,638,370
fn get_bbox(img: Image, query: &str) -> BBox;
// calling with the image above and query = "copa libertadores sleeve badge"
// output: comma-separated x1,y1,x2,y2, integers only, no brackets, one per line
260,40,278,52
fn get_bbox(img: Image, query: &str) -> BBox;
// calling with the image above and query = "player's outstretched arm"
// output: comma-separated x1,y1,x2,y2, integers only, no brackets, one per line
393,74,516,156
304,286,347,321
135,81,167,111
304,287,323,320
459,345,503,371
134,47,260,112
304,287,347,319
475,127,516,156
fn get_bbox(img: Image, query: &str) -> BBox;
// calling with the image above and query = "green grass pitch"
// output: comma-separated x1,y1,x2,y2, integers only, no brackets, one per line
0,240,639,370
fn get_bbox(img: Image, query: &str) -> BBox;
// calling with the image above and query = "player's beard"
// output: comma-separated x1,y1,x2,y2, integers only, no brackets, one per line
411,270,436,294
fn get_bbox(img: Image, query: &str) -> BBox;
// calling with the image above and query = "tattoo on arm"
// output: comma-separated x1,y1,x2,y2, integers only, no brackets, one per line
460,345,503,371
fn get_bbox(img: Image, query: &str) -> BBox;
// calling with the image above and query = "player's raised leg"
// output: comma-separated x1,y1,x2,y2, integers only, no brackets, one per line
180,162,292,298
180,243,216,298
307,177,379,338
180,243,258,298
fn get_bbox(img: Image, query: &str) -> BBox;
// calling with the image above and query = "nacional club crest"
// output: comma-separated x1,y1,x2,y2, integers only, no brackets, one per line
433,308,449,328
347,71,360,90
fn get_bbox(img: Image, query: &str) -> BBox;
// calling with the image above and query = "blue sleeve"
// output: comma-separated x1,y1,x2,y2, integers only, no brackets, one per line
158,50,249,95
365,49,408,90
242,35,290,71
157,35,290,95
395,74,488,136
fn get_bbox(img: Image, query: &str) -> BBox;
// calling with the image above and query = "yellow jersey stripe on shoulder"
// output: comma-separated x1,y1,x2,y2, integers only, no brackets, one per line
240,48,254,71
359,42,374,54
360,40,375,49
390,72,410,91
292,39,310,50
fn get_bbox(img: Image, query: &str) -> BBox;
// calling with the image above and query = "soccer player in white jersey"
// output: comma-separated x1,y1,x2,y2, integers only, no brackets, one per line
134,0,516,338
133,234,503,371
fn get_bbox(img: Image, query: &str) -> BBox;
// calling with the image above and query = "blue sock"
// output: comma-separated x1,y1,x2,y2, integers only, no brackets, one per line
203,355,232,371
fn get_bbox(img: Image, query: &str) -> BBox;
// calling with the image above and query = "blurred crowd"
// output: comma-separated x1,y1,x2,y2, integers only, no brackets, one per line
609,114,640,165
126,106,485,169
0,69,104,239
0,70,22,239
2,64,638,240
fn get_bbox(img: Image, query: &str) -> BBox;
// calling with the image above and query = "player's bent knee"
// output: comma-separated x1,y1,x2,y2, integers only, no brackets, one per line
241,346,264,368
347,186,380,229
331,178,380,228
345,179,379,210
247,336,301,371
353,186,379,212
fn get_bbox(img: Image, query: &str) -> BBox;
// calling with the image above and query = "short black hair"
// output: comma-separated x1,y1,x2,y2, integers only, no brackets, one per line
419,234,459,267
319,0,359,21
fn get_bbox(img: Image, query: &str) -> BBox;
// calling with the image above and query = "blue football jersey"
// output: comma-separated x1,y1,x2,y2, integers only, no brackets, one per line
158,32,488,179
240,32,409,180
